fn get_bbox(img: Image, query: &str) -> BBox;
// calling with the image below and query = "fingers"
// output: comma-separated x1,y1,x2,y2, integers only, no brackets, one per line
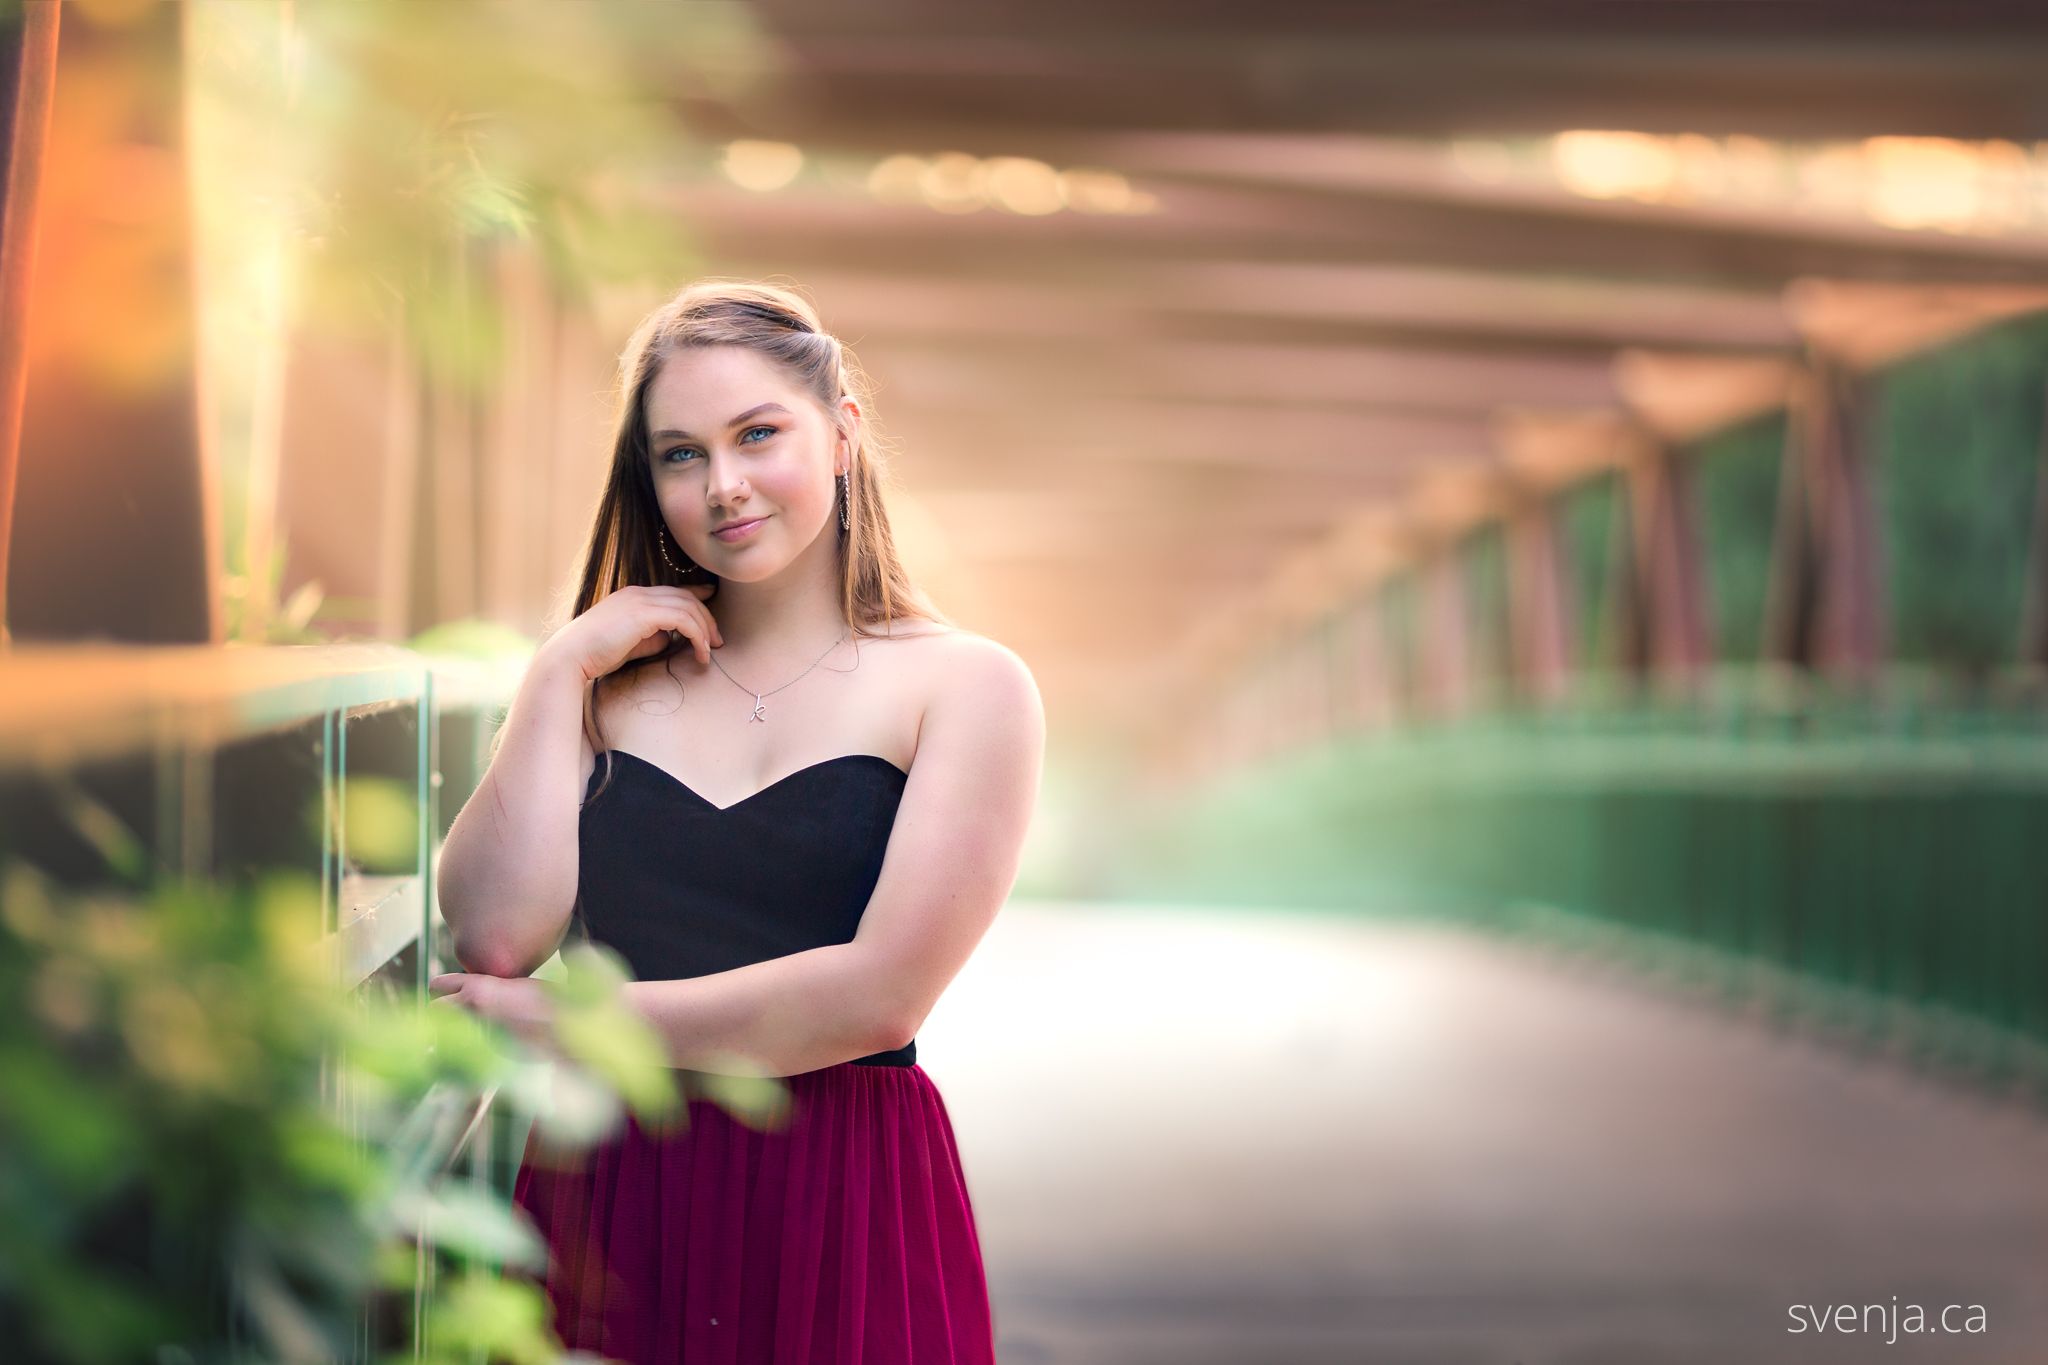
667,595,723,648
613,587,724,667
668,629,707,666
634,587,722,637
658,622,712,666
646,602,722,657
428,973,467,997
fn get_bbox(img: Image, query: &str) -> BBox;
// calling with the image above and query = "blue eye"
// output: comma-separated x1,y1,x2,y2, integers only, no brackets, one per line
658,426,775,464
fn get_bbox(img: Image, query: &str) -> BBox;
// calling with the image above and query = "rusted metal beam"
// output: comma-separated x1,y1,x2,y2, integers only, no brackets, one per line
1507,501,1573,704
1761,380,1819,668
1802,359,1889,677
0,0,61,645
1757,358,1889,676
1420,550,1471,716
1626,439,1712,682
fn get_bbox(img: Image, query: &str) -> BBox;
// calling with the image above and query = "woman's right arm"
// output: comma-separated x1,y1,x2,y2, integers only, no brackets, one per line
434,646,596,979
434,584,722,979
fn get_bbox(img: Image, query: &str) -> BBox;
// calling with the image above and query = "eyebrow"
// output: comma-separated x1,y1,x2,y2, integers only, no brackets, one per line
649,402,794,441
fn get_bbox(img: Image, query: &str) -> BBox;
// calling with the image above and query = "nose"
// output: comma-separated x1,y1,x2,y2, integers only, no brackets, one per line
704,448,750,510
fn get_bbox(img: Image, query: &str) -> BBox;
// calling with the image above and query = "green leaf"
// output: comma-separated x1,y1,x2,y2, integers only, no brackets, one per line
0,1045,138,1196
34,1264,184,1365
696,1070,793,1133
341,775,421,872
425,1269,557,1365
389,1183,547,1272
521,1061,626,1148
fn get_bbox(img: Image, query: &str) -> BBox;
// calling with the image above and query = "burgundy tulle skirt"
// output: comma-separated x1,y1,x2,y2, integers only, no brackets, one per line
510,1060,996,1364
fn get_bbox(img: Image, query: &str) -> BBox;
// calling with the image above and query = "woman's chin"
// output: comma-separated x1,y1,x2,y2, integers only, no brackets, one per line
697,556,785,585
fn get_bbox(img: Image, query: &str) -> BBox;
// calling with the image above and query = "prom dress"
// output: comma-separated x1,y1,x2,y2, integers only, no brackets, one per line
510,749,997,1364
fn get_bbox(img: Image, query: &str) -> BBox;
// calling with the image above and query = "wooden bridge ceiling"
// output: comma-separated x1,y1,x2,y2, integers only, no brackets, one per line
632,2,2048,747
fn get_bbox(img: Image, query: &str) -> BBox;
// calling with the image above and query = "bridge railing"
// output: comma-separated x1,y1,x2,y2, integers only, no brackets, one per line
0,640,531,1357
1118,664,2048,1104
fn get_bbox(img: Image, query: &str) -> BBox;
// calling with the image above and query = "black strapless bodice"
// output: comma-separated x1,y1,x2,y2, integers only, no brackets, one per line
570,747,915,1067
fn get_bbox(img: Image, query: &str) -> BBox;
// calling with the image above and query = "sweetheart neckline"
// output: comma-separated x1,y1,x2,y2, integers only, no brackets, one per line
594,748,908,814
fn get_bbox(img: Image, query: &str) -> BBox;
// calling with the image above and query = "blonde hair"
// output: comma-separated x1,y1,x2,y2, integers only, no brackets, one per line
561,278,949,792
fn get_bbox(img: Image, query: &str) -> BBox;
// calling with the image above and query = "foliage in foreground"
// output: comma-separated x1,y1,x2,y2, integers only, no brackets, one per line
0,852,784,1364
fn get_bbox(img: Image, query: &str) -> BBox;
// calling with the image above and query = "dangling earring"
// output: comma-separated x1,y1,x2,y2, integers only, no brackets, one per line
838,470,851,531
658,524,696,578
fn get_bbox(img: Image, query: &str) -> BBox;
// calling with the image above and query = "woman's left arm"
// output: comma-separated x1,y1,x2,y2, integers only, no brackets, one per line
437,639,1045,1077
838,636,1046,1045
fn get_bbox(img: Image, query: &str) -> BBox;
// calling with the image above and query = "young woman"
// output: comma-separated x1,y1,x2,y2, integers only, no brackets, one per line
429,279,1043,1363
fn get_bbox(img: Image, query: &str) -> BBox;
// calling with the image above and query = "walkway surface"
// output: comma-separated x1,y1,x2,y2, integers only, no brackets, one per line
915,900,2048,1364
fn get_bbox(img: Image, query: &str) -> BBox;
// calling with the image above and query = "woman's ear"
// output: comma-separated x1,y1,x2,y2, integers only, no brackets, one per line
835,396,864,472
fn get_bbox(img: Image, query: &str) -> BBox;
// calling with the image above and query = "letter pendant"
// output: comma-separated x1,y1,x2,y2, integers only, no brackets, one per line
750,693,767,723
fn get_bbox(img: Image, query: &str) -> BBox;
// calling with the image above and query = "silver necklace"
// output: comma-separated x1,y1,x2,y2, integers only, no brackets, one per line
708,627,850,723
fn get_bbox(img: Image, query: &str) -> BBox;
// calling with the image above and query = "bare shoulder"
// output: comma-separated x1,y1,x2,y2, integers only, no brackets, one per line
907,628,1044,754
869,621,1036,694
941,630,1037,694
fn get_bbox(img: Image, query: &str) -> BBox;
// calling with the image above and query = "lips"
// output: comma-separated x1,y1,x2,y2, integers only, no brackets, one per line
713,515,768,542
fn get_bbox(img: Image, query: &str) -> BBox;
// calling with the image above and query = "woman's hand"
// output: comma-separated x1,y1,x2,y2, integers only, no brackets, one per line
429,972,563,1054
539,583,723,682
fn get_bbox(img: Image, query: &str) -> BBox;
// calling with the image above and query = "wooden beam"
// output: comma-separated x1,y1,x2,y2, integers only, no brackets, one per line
1614,350,1803,445
1786,280,2048,371
716,252,1801,356
680,145,2048,291
1497,410,1651,492
863,336,1621,413
888,399,1498,477
690,10,2048,141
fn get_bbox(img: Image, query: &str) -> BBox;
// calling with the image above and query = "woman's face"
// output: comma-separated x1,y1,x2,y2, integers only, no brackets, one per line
642,345,852,583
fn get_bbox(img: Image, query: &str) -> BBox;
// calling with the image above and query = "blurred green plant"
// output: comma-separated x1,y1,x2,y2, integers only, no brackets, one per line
222,533,327,646
405,619,537,662
0,786,780,1364
190,0,774,643
304,772,425,880
190,0,766,389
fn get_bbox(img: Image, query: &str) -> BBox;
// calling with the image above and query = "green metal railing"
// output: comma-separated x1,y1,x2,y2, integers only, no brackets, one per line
1117,667,2048,1103
0,641,529,1359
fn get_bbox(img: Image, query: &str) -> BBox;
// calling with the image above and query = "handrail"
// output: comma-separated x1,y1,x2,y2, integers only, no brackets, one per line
0,642,429,765
0,639,538,1350
0,641,531,763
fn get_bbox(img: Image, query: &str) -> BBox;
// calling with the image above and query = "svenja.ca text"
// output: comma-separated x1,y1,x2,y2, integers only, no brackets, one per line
1788,1299,1986,1345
